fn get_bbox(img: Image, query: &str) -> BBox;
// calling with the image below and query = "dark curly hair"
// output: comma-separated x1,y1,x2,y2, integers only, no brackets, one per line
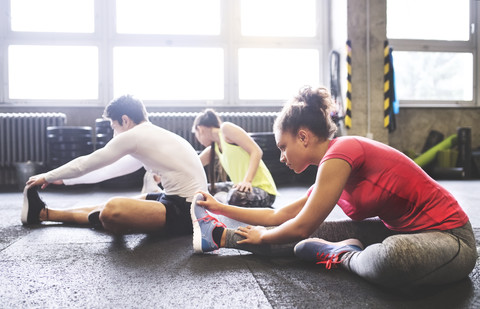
273,86,337,139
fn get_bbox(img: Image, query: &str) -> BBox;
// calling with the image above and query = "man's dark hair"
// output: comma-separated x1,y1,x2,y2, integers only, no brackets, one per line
103,94,148,125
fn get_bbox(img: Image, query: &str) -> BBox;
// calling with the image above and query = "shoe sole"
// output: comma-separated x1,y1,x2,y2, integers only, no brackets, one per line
294,237,364,255
190,193,205,254
21,186,30,225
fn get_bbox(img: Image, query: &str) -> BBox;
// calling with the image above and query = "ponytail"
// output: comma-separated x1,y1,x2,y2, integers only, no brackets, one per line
208,141,216,193
193,109,222,193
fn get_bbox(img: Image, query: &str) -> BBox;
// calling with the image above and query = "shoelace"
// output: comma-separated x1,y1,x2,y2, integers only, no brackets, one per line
196,214,227,229
315,251,346,270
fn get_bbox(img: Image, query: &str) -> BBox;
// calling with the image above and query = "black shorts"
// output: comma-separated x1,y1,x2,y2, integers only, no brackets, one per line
145,193,192,236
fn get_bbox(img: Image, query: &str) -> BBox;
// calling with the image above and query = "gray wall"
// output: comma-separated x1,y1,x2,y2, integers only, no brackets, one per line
389,108,480,154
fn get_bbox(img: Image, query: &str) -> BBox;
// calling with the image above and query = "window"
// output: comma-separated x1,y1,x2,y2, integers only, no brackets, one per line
387,0,476,106
1,0,327,105
240,0,316,37
393,52,473,101
387,0,470,41
9,45,98,100
238,48,320,100
113,47,224,100
10,0,94,33
116,0,220,35
238,0,321,100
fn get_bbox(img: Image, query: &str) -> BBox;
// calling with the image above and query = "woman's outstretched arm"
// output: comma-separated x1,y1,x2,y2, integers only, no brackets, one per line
196,190,307,226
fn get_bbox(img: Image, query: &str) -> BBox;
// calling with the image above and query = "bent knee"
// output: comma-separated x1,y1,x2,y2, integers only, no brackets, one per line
100,197,125,223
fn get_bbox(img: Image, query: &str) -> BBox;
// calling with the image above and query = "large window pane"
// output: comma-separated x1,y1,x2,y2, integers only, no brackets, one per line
239,49,320,100
393,51,473,101
113,47,224,100
10,0,94,33
387,0,470,41
116,0,220,35
8,45,98,100
241,0,316,37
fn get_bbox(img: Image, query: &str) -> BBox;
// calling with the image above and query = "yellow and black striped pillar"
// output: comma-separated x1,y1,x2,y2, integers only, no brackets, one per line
345,40,352,129
383,40,396,132
384,41,392,129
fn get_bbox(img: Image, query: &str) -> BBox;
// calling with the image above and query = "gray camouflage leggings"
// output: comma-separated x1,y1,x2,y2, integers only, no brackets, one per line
225,219,477,288
211,181,275,208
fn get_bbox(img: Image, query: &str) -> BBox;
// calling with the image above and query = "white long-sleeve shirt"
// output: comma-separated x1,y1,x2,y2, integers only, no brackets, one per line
62,155,143,185
45,122,207,201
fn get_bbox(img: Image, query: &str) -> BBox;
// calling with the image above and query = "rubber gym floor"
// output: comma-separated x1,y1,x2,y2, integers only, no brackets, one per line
1,181,479,308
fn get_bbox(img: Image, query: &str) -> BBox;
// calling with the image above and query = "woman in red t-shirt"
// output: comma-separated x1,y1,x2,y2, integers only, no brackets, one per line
192,86,477,288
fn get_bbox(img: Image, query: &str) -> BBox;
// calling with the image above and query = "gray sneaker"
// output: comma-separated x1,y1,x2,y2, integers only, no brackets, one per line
191,193,226,253
294,238,363,269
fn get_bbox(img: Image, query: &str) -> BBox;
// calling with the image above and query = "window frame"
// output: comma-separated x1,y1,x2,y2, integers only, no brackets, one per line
0,0,329,107
387,0,478,108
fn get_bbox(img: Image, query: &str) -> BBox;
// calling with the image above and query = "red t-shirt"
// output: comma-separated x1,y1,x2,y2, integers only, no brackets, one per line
307,136,468,232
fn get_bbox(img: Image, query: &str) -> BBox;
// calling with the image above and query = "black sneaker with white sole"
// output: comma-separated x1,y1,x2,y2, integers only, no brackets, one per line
21,186,46,225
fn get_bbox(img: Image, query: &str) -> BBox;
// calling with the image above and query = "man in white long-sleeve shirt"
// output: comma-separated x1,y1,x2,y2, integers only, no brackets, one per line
22,95,208,236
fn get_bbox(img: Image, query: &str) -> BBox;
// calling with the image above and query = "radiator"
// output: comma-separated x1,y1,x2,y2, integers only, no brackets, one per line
0,112,277,186
148,112,279,150
0,113,66,186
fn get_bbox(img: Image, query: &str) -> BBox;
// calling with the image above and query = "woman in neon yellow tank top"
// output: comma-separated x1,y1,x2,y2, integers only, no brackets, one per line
193,109,277,207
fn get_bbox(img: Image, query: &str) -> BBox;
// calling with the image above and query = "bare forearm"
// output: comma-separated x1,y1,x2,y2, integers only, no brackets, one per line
228,195,307,227
260,219,309,244
259,196,334,244
243,151,261,183
220,205,277,226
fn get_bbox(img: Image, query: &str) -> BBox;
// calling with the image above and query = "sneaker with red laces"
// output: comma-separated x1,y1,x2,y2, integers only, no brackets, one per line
294,238,363,269
191,193,226,253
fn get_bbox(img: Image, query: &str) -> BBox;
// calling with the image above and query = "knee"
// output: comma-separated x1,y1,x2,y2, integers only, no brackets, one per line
349,243,406,287
100,197,124,224
227,189,247,206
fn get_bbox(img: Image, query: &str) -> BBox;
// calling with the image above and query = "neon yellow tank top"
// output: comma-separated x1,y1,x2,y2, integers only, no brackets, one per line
215,131,277,195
